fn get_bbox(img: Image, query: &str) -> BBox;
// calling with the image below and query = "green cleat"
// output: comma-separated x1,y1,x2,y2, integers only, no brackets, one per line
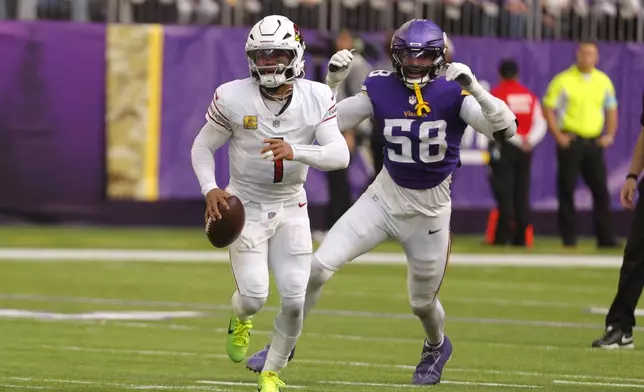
258,371,286,392
226,314,253,363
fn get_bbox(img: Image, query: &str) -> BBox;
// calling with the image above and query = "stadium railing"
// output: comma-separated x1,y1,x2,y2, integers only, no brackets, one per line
2,0,642,41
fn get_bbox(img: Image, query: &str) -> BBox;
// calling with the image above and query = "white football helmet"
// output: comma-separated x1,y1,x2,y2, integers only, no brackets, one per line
245,15,306,88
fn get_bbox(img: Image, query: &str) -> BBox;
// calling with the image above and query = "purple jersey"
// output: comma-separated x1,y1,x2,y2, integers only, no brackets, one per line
363,70,468,190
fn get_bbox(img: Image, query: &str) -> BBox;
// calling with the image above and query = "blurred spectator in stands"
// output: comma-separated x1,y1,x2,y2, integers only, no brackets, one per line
593,0,641,41
372,30,394,71
445,34,454,62
177,0,219,24
314,29,372,243
131,0,178,23
618,0,642,41
488,59,546,246
443,0,498,36
0,0,7,19
542,41,619,248
364,30,394,183
502,0,529,38
445,0,500,37
481,0,500,36
35,0,107,21
9,0,36,19
541,0,569,38
37,0,70,20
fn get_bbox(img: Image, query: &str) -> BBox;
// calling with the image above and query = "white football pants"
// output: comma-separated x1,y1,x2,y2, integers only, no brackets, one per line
228,193,312,372
310,186,451,344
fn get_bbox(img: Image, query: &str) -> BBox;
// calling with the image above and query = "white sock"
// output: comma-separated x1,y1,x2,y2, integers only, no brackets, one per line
263,299,303,372
419,299,445,347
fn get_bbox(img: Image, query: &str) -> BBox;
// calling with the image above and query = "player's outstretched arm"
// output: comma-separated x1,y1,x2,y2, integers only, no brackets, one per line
325,49,374,131
336,92,374,131
290,108,350,171
446,63,517,142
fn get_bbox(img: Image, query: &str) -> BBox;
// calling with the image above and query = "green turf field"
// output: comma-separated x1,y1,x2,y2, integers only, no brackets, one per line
0,226,639,391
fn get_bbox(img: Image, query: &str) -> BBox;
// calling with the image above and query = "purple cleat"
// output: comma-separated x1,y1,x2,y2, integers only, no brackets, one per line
411,336,453,385
245,344,296,373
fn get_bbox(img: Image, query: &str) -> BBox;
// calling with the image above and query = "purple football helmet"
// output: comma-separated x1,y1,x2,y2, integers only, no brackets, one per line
390,19,447,89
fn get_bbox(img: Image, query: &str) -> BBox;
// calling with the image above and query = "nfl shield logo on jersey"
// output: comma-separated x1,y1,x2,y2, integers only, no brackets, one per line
267,212,276,219
243,115,258,130
409,95,417,106
272,119,281,128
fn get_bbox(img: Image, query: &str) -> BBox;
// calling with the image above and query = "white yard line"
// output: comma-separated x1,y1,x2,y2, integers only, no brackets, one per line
553,380,644,389
2,376,543,390
324,291,585,309
198,380,304,389
128,386,229,391
0,248,623,267
0,292,596,311
8,376,643,391
41,345,644,384
0,309,207,321
587,307,644,316
4,377,231,391
17,308,638,341
322,380,540,389
4,292,637,330
11,306,636,332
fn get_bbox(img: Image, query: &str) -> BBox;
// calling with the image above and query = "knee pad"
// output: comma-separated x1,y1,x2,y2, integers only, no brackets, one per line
238,293,267,315
280,296,306,319
309,256,335,290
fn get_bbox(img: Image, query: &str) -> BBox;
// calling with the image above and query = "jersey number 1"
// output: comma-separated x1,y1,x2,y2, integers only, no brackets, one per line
273,137,284,183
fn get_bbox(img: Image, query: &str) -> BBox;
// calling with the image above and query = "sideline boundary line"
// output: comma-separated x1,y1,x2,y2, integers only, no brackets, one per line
0,248,623,267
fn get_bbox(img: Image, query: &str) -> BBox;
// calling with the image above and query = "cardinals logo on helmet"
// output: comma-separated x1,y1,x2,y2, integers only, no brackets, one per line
293,24,303,44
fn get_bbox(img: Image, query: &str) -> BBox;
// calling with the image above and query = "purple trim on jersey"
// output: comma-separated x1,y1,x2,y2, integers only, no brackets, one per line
363,71,467,190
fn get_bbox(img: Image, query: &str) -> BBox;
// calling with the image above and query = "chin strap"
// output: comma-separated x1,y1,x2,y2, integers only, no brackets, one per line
260,85,293,102
413,83,431,116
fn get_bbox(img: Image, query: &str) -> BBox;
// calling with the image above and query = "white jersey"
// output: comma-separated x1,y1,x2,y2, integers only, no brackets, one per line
192,77,349,204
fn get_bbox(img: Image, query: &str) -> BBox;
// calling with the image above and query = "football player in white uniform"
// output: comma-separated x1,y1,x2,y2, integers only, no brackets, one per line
246,19,518,385
190,15,349,392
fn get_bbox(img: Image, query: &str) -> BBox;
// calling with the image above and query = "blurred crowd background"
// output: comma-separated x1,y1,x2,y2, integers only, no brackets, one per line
1,0,643,244
3,0,643,41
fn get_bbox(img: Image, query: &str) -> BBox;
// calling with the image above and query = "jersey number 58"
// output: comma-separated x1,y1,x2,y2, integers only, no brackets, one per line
383,119,448,164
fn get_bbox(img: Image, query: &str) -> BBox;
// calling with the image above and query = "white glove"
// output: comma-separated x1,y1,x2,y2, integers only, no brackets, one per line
326,49,354,89
445,62,479,92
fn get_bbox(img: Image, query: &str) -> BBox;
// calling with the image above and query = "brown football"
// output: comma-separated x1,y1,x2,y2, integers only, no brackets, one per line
205,195,245,248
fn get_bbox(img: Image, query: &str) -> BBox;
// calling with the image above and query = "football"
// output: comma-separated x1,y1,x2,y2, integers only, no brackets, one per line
205,195,245,248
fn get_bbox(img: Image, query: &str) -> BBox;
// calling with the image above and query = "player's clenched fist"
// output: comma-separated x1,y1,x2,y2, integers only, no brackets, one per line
445,62,477,91
205,188,230,221
261,138,294,161
326,49,354,88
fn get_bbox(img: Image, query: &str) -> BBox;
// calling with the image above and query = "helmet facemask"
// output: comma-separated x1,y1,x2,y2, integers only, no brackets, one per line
248,48,298,90
391,46,445,90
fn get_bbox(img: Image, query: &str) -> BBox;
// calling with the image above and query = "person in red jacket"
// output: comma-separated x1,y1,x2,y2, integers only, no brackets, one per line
488,59,547,246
